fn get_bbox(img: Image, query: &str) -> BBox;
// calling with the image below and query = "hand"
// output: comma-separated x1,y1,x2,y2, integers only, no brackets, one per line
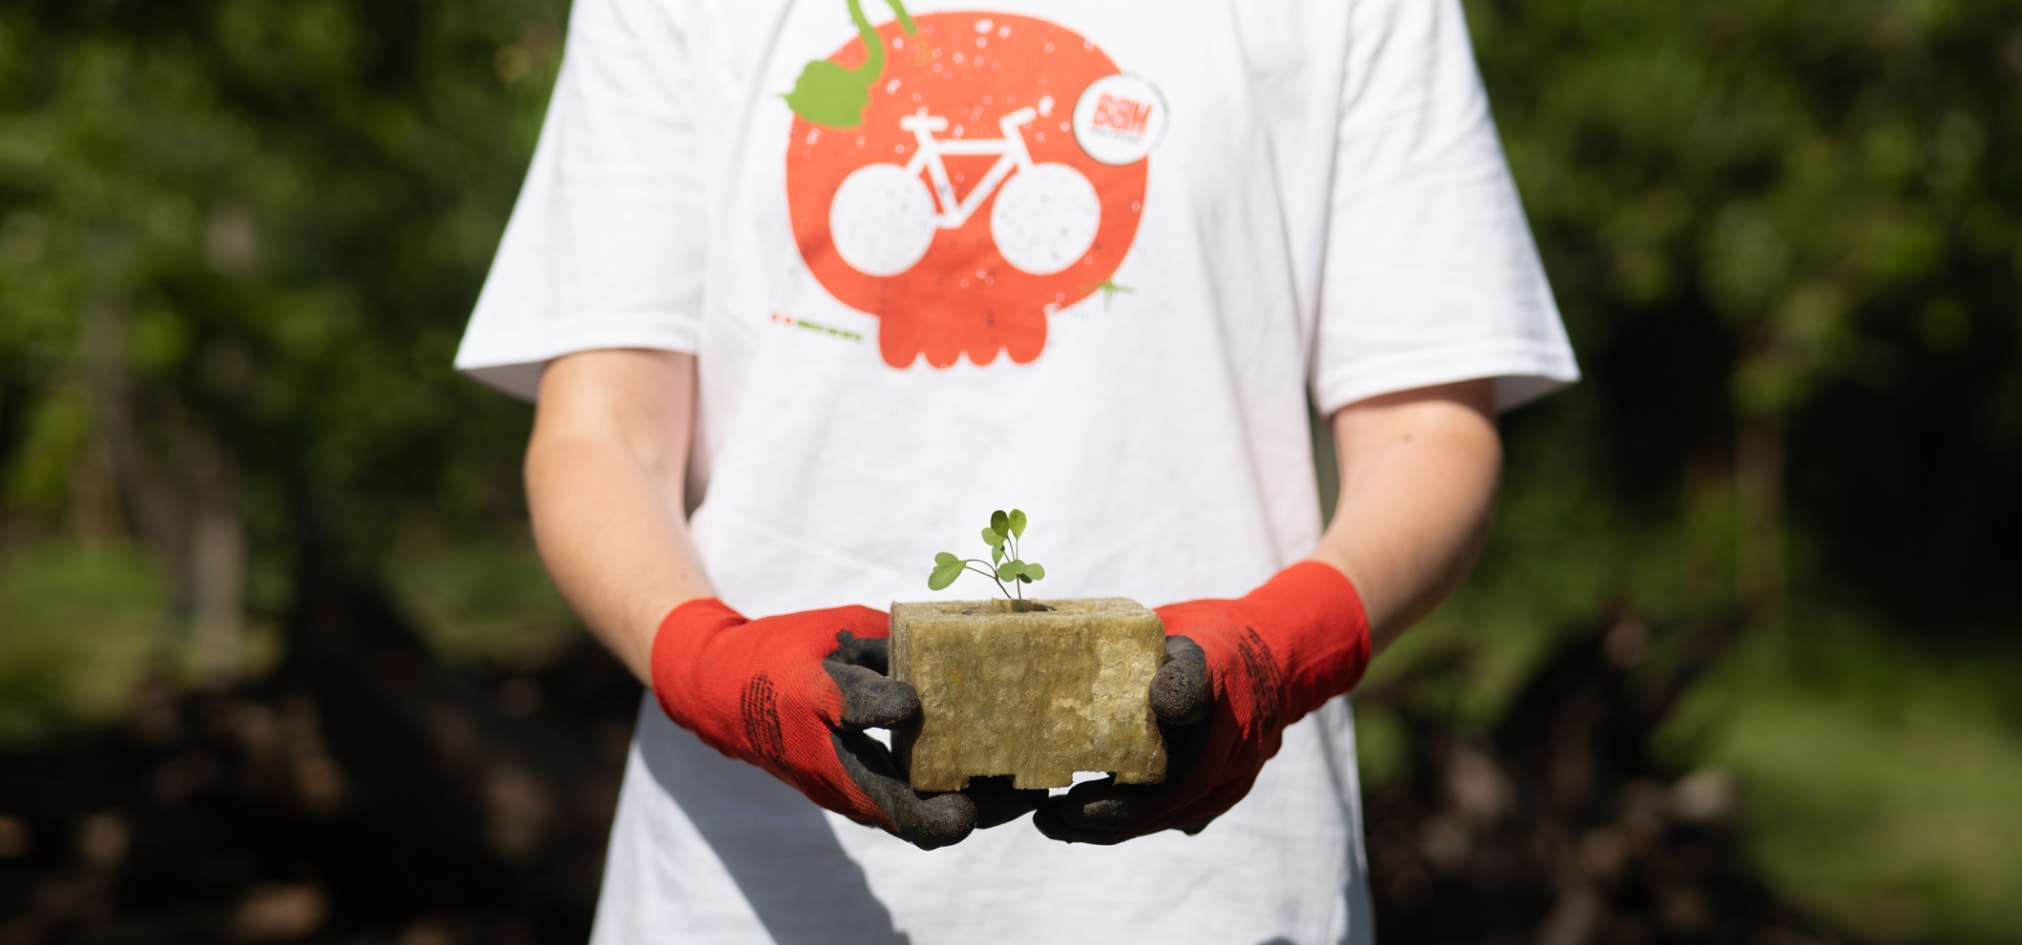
1034,562,1372,843
652,599,1028,849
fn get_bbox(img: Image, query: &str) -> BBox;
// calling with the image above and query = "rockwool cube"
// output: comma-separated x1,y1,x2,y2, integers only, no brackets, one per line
890,598,1168,792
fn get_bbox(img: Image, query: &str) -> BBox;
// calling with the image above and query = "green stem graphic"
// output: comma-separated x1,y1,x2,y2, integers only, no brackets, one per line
881,0,917,35
1086,280,1135,311
846,0,883,80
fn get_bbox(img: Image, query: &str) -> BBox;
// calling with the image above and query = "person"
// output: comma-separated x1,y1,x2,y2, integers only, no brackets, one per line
455,0,1578,940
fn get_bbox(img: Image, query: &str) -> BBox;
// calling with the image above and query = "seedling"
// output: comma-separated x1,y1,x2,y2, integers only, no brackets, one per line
928,508,1046,601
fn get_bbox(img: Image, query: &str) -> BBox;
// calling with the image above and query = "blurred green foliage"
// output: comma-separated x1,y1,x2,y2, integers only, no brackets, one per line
0,0,564,577
0,543,164,740
1374,4,2022,939
0,0,2017,941
386,539,577,668
1467,0,2021,626
1680,624,2022,944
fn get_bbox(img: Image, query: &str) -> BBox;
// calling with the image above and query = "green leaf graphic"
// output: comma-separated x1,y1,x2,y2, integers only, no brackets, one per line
781,0,918,128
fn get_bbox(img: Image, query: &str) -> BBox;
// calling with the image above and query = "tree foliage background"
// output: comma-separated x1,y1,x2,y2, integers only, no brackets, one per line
1,0,2017,942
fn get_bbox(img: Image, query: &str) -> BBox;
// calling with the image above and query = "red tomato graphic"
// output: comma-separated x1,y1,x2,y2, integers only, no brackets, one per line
785,13,1148,368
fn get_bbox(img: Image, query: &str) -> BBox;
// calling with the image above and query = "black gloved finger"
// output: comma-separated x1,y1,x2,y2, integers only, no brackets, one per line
1033,798,1131,845
1033,797,1217,844
1046,776,1166,833
1039,774,1238,842
964,775,1047,829
832,729,976,850
825,661,921,730
828,630,892,675
1149,635,1209,726
1152,692,1215,789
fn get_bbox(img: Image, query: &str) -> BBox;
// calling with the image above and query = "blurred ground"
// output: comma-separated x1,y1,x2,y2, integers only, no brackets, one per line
10,540,2008,945
1,560,628,945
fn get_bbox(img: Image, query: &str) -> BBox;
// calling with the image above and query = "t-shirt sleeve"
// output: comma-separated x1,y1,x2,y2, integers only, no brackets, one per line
453,0,704,401
1311,0,1579,415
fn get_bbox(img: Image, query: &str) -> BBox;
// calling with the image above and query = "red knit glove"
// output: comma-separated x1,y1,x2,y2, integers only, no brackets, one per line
653,598,1009,849
1034,562,1372,843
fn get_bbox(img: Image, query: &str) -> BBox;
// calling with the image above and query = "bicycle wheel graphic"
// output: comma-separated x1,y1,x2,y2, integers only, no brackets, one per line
829,163,937,277
990,163,1101,276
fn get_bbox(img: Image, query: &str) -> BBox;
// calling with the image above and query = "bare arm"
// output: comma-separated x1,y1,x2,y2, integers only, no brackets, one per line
525,349,999,845
525,349,714,682
1308,379,1503,654
1031,378,1504,843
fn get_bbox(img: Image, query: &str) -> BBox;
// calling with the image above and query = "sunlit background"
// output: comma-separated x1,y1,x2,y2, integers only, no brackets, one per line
2,1,2017,942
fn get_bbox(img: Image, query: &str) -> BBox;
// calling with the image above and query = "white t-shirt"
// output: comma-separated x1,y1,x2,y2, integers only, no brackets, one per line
457,0,1578,941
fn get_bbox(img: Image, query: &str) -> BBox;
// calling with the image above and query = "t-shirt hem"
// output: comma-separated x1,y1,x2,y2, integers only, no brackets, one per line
1313,340,1581,416
454,312,701,402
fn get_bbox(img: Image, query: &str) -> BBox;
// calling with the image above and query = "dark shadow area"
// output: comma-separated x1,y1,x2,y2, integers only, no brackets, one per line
0,572,639,944
1360,609,1853,945
0,580,1856,944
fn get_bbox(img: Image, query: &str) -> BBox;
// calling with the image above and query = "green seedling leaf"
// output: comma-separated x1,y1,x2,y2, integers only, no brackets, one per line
929,554,964,590
930,506,1047,601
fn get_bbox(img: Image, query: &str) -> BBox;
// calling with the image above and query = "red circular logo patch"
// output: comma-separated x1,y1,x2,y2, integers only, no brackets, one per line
784,13,1148,368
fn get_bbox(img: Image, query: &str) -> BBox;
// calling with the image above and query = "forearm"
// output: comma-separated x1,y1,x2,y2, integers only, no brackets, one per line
525,350,714,683
1038,386,1500,842
1307,380,1502,653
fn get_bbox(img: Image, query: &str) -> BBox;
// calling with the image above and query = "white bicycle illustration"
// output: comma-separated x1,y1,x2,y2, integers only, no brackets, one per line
828,98,1101,277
